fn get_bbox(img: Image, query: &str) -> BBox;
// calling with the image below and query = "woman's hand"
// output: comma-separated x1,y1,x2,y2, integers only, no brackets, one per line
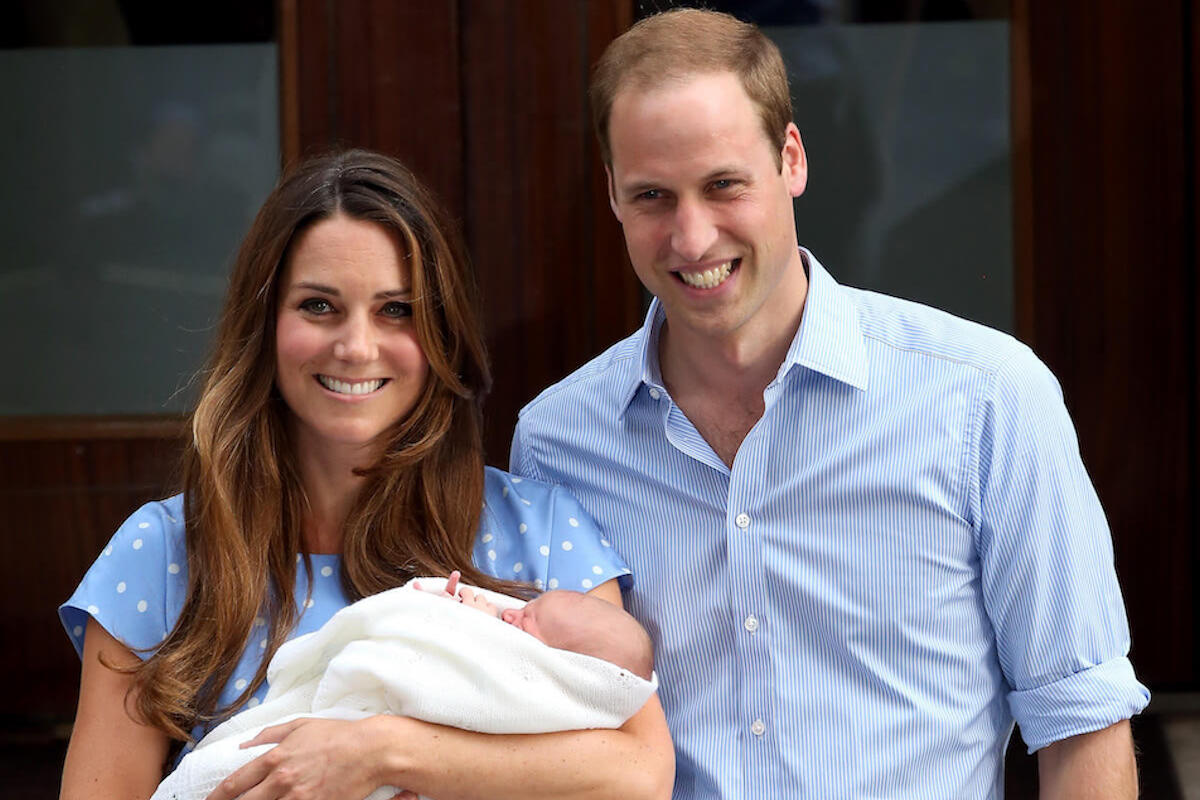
204,716,417,800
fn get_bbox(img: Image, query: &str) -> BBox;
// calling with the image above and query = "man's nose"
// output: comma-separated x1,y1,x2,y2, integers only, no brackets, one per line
669,197,718,263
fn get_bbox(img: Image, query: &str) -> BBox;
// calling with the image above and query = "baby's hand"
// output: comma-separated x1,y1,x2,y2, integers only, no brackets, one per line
457,587,500,617
412,570,462,599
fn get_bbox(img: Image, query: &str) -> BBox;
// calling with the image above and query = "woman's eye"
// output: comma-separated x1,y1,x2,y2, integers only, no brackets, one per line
299,298,333,314
381,301,413,319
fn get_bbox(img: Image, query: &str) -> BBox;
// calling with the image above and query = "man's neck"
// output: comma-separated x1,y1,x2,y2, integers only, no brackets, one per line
657,256,809,466
660,255,809,406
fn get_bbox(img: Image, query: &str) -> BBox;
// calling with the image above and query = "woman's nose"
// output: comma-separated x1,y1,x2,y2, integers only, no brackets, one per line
332,315,378,363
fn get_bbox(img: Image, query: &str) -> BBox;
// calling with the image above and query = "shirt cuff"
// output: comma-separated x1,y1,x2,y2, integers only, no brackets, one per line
1008,656,1150,753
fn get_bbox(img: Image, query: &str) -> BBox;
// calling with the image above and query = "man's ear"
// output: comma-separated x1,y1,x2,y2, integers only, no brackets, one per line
605,165,623,222
781,122,808,198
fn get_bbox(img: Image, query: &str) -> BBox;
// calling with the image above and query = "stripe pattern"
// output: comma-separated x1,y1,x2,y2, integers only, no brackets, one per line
511,252,1148,799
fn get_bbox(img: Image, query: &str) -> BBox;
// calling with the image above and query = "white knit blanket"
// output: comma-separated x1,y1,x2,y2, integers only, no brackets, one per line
151,578,657,800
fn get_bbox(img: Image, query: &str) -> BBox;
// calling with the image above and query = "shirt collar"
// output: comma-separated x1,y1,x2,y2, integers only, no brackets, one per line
618,248,868,416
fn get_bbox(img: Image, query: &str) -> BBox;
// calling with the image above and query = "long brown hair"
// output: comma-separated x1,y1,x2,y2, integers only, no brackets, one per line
130,149,521,743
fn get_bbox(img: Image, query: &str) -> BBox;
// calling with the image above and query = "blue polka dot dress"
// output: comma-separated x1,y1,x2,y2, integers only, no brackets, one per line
60,466,631,758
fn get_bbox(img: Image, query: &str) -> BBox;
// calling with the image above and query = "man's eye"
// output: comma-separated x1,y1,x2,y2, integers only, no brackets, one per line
381,301,413,319
299,298,333,314
711,179,733,190
637,189,663,201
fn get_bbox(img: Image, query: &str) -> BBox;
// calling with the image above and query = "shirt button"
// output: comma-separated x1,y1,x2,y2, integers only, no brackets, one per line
744,615,759,632
648,387,661,400
735,513,750,530
751,719,766,736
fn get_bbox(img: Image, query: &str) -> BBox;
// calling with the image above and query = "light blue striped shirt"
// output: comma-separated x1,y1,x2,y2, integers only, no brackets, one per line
511,251,1148,799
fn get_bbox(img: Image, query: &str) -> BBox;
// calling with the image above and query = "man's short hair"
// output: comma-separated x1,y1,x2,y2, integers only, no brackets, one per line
590,8,794,167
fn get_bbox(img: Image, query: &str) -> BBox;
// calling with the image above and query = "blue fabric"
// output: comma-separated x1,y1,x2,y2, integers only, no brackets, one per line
511,250,1149,799
60,466,630,753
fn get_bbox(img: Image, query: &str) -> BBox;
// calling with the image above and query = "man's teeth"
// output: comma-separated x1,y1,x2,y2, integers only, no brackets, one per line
678,262,733,289
317,376,386,395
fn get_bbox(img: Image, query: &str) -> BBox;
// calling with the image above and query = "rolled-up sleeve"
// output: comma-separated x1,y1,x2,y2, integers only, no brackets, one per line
973,345,1149,752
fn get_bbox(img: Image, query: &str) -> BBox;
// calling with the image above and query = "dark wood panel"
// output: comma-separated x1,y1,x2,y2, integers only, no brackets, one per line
463,0,639,463
1,436,183,716
1016,0,1193,686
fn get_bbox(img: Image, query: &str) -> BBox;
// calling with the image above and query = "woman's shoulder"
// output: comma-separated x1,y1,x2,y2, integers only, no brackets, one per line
59,493,189,658
477,467,630,592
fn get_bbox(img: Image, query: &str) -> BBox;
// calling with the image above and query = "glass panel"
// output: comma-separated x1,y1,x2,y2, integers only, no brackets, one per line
1,6,278,415
636,2,1014,333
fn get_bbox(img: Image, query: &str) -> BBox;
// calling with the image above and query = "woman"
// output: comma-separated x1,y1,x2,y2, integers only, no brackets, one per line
59,150,673,800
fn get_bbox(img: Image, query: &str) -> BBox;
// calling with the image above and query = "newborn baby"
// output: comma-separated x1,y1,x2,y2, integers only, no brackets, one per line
419,570,654,680
151,574,658,800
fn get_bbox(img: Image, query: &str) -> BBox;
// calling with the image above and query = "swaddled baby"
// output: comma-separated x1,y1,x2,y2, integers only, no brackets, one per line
151,574,657,800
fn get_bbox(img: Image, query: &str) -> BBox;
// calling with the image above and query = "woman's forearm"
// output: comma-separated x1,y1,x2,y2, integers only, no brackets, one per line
372,696,674,800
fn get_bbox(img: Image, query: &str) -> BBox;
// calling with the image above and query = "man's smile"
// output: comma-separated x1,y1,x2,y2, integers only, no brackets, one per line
674,259,739,289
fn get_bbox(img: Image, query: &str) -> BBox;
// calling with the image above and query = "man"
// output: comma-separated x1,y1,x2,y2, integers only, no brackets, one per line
510,8,1148,798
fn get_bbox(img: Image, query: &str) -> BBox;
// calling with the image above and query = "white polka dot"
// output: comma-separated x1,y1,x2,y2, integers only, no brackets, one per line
487,549,496,561
539,545,550,557
103,545,112,557
600,539,611,548
568,517,579,527
482,533,493,543
561,541,573,551
521,498,532,506
305,598,315,608
235,679,248,691
72,625,83,637
132,538,143,550
592,565,603,575
116,581,127,594
519,523,527,534
502,486,509,497
296,553,302,563
254,616,265,627
581,579,593,589
168,563,180,574
534,579,544,590
87,604,99,615
248,697,260,707
138,521,150,529
136,600,148,613
511,477,522,483
259,639,267,650
513,562,523,574
320,565,333,577
548,578,559,589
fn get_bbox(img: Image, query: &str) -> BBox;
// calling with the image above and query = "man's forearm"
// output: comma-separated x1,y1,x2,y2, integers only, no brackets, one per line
1037,719,1137,799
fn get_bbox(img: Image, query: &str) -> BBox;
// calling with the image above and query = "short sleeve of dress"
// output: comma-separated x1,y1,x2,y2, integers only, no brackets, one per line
476,467,631,593
59,495,188,660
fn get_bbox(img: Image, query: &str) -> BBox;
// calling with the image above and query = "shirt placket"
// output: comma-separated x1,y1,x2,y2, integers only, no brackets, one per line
655,380,783,796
